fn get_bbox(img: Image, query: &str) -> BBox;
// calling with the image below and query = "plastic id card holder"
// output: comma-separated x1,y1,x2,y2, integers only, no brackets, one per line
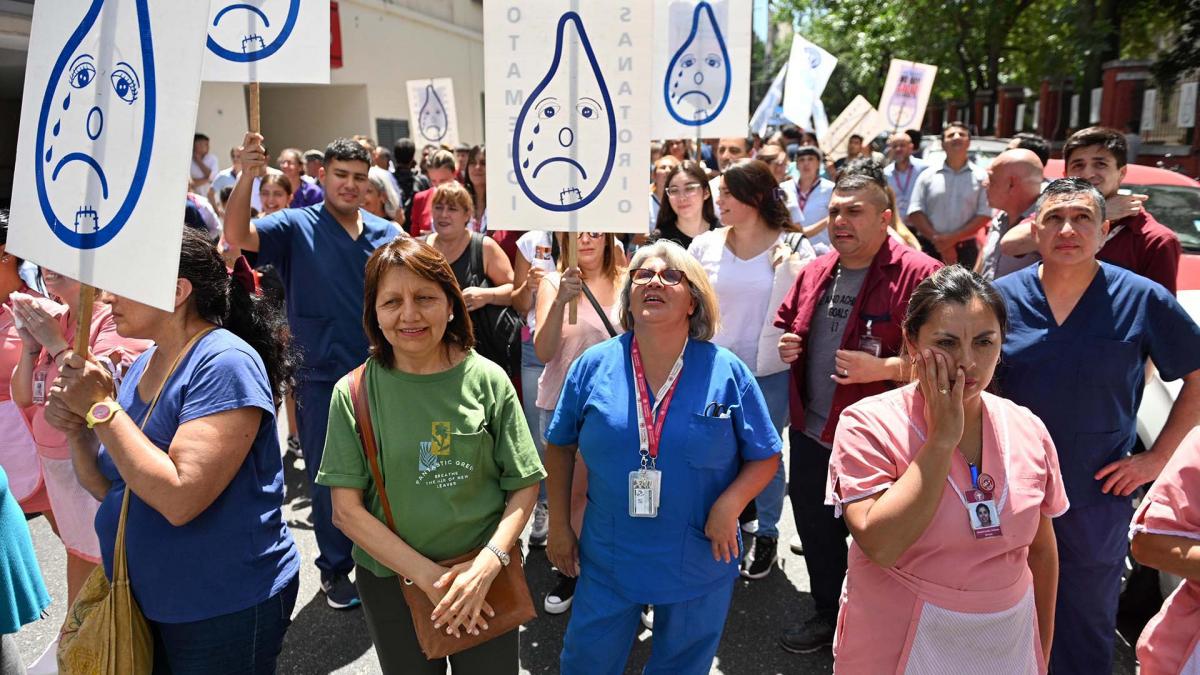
965,488,1002,539
628,469,661,518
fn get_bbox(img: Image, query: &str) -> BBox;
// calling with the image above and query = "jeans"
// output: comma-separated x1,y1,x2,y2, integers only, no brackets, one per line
296,378,355,581
150,575,299,675
520,340,547,502
751,371,791,538
788,429,848,620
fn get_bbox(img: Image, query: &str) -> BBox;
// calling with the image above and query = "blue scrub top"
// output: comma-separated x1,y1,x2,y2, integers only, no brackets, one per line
546,333,783,605
95,329,300,623
995,263,1200,508
255,204,399,382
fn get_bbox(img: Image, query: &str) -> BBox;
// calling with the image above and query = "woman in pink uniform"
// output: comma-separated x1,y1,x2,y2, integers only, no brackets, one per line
826,266,1067,673
10,269,148,608
0,210,54,516
1131,426,1200,674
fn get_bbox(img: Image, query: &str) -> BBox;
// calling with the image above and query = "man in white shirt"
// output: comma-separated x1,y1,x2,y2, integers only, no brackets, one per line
210,147,263,214
883,132,928,227
189,133,220,201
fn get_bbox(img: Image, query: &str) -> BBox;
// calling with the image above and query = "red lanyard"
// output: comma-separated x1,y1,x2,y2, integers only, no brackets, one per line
631,337,684,461
894,165,914,196
796,180,819,211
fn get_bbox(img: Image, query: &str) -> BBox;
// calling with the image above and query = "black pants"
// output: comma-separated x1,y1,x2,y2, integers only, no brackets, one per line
917,235,979,269
788,429,848,621
355,566,519,675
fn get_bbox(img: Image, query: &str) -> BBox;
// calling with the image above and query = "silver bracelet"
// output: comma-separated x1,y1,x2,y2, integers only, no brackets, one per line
484,543,510,567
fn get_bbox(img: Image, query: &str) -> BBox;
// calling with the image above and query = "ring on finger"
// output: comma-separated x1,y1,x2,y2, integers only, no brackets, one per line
841,368,849,377
939,387,949,395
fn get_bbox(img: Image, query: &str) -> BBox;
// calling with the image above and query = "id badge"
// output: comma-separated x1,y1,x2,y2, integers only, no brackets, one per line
858,334,883,357
965,488,1002,539
32,370,47,405
628,470,659,518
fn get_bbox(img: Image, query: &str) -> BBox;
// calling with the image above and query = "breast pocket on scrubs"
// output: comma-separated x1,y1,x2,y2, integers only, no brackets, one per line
1007,475,1047,531
1078,338,1138,388
686,413,737,470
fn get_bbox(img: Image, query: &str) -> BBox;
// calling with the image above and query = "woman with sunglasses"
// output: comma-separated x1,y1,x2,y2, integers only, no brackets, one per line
650,160,719,250
534,231,625,615
689,158,815,580
544,241,781,675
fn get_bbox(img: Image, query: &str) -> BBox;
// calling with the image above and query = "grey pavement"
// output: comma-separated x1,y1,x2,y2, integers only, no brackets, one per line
15,444,1139,674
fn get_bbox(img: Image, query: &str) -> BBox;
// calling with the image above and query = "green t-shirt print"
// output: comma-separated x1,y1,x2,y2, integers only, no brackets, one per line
317,351,546,577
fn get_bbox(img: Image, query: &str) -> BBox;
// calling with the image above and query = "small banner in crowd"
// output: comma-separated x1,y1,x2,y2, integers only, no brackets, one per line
9,0,210,311
484,1,653,233
878,59,937,132
782,34,837,132
406,78,461,152
819,95,887,160
203,0,331,83
651,0,751,139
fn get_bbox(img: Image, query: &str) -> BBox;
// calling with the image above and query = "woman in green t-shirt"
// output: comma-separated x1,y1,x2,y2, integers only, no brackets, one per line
318,237,545,674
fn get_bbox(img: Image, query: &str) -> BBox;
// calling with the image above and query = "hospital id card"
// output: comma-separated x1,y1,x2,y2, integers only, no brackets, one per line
858,334,883,357
965,488,1002,539
628,469,661,518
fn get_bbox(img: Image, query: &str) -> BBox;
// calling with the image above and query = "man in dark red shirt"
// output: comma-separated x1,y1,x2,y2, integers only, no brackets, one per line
1000,126,1181,294
407,148,461,237
774,174,941,654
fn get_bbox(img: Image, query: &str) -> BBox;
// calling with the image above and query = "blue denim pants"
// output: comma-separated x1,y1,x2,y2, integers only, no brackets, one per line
751,371,791,538
150,575,299,675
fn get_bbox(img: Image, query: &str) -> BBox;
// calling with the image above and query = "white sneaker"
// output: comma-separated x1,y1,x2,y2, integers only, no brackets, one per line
529,501,549,548
641,605,654,630
27,636,59,675
543,574,576,614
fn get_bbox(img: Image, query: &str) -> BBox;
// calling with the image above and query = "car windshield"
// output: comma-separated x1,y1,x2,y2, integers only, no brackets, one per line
1131,184,1200,253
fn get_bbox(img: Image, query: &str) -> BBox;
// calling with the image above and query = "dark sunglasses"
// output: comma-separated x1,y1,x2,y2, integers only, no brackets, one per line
631,268,685,286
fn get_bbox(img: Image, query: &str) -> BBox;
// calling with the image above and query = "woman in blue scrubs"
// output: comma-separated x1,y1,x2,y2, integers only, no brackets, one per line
994,178,1200,674
544,240,782,675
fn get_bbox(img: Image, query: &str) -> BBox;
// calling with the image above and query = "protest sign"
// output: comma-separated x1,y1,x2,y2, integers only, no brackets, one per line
878,60,937,131
8,0,210,312
406,78,461,152
750,63,786,137
485,1,652,234
782,35,837,131
819,96,887,160
203,0,331,84
652,0,751,138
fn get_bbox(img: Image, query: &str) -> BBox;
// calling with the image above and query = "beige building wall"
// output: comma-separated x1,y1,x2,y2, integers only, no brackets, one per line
194,0,484,168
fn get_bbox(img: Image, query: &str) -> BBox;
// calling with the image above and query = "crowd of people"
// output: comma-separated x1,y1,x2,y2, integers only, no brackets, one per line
0,118,1197,675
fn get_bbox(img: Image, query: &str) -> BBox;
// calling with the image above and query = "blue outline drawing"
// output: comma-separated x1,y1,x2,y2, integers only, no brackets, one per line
663,1,732,126
34,0,156,250
417,83,450,143
206,0,300,63
512,12,616,212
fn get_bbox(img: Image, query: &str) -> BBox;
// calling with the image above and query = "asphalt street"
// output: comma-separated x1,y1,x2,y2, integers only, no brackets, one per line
15,441,1140,674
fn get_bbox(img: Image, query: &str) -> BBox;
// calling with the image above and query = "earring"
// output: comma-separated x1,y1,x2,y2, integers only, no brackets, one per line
448,313,455,322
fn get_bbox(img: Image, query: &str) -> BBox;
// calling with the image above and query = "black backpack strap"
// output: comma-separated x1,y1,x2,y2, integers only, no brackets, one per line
580,283,618,338
467,233,488,288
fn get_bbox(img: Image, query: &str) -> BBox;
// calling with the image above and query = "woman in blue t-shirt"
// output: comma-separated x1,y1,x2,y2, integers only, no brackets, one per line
45,228,301,674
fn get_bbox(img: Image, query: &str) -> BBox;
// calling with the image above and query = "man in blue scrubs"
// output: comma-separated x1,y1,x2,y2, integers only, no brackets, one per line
225,133,400,609
994,178,1200,674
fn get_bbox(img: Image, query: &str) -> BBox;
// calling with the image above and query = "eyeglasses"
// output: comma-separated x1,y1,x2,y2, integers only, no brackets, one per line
631,268,685,286
665,183,704,198
578,232,603,240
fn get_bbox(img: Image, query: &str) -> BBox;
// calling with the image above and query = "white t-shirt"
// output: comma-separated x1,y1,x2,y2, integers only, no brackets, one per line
190,152,220,197
688,228,778,372
210,168,263,212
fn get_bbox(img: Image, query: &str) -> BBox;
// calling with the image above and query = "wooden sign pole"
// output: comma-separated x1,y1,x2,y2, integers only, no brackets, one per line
72,285,96,357
249,82,261,134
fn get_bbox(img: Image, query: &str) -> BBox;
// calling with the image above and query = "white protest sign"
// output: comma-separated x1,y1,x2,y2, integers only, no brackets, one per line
750,62,786,137
485,2,652,233
652,0,751,138
1070,94,1080,129
1015,103,1026,132
782,34,837,131
1089,87,1102,124
878,60,937,132
406,78,460,152
1179,82,1197,128
203,0,330,83
9,0,210,312
819,96,887,161
1142,89,1157,131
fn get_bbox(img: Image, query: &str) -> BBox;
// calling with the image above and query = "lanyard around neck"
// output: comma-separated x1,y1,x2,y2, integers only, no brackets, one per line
631,337,685,470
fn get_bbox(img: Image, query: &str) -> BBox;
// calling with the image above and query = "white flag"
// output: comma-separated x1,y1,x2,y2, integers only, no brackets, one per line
782,35,836,130
750,63,787,137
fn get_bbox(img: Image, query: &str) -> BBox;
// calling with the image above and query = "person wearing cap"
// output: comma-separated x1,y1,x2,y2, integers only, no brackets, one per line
778,146,836,254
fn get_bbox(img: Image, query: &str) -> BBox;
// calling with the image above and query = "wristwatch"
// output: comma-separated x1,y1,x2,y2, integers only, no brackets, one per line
485,544,510,567
86,400,124,429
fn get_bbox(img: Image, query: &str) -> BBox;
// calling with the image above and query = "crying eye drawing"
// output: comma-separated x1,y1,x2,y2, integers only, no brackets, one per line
110,64,140,104
705,54,721,68
69,56,96,89
537,102,561,120
577,99,602,120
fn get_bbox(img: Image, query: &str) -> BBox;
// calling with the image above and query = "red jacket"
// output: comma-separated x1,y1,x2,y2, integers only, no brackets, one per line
774,237,942,443
1098,209,1180,295
408,187,434,237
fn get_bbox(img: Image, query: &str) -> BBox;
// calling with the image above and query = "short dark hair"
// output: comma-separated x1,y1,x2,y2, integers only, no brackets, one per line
903,266,1008,346
362,238,474,369
1011,132,1050,166
193,133,209,143
905,129,922,150
0,208,8,247
1035,177,1107,221
394,138,417,165
427,149,457,173
779,125,804,143
720,159,795,231
943,121,970,138
834,172,890,211
1063,126,1127,168
794,145,823,162
324,138,372,168
848,133,863,142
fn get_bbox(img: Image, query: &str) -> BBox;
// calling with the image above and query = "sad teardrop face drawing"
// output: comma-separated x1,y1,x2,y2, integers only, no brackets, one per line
207,0,301,63
35,0,155,250
418,84,450,143
513,12,616,212
663,1,732,126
